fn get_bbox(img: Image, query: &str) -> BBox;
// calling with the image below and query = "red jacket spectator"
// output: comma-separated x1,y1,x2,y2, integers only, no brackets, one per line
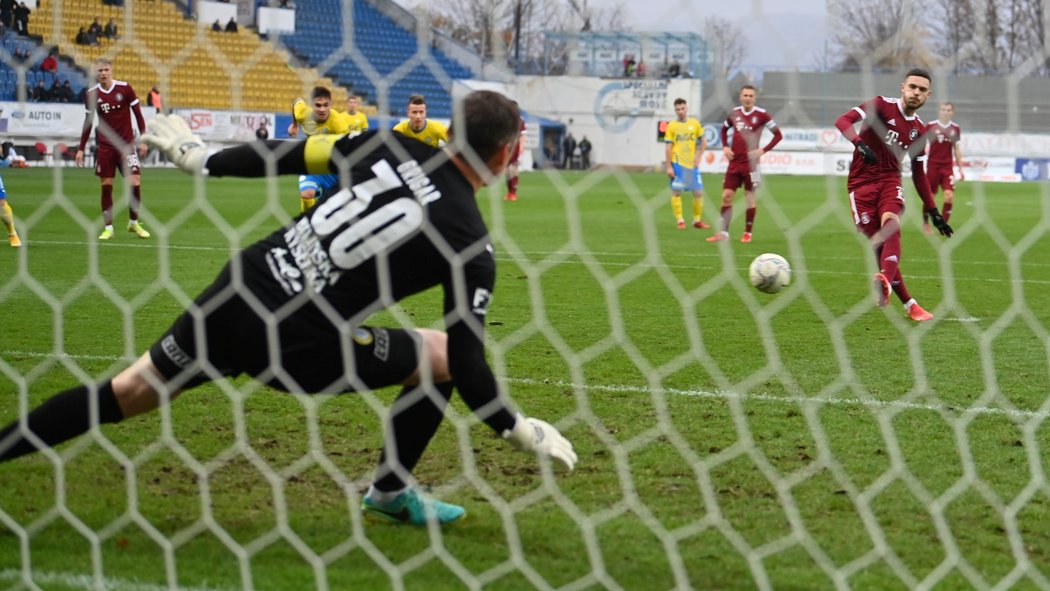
40,52,58,73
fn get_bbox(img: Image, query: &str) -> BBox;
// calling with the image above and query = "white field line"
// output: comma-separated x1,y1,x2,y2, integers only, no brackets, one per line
504,376,1049,420
0,568,238,591
3,349,1041,420
13,239,1050,285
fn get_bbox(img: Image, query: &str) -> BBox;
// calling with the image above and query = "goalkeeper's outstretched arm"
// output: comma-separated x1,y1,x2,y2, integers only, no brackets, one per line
205,140,309,178
142,113,344,177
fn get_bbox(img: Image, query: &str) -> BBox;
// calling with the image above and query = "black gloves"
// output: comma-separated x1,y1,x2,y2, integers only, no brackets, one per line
926,208,953,238
855,141,877,164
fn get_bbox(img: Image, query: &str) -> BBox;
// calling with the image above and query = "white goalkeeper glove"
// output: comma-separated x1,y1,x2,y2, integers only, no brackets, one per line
502,413,577,471
141,114,208,175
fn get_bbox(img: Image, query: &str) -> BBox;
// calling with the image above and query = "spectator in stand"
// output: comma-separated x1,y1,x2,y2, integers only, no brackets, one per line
578,135,592,169
636,60,647,78
30,79,47,102
48,79,63,102
59,79,75,103
13,2,29,36
561,132,576,169
76,27,95,46
0,0,14,30
211,19,222,32
88,17,103,39
103,17,118,39
148,85,163,113
12,46,26,63
225,17,238,33
40,50,58,74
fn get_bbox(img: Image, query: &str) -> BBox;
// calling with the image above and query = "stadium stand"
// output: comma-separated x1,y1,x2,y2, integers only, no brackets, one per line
0,33,88,102
26,0,344,111
278,0,475,118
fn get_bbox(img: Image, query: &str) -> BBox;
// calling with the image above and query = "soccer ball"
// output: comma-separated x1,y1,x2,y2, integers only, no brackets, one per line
748,253,791,294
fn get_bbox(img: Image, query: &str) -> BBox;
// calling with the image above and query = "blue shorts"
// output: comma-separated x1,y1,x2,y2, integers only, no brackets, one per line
0,174,7,199
298,174,339,198
670,163,703,193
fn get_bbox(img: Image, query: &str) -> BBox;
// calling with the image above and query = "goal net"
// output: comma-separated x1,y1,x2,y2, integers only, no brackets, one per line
2,0,1050,589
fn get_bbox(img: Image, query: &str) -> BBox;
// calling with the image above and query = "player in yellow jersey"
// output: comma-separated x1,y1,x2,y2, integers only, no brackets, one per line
0,175,20,247
392,95,448,148
664,97,708,229
287,86,352,212
344,94,369,137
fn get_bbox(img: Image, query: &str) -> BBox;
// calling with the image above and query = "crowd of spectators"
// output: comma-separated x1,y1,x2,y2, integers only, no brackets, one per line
0,0,28,35
75,16,118,46
7,43,82,103
29,78,81,103
211,17,238,33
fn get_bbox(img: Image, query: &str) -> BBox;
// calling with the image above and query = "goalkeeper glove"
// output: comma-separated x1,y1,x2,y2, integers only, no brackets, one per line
502,413,577,471
854,140,877,164
141,114,208,175
926,208,953,238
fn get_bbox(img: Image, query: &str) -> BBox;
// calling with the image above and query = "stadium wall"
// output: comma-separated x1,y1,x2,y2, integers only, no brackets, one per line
5,95,1048,181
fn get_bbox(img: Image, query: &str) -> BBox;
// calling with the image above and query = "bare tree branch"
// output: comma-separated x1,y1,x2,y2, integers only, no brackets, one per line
703,16,747,79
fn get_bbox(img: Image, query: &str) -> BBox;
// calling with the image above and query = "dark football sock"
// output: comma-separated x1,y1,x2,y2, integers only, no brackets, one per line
0,381,124,462
879,231,902,283
130,185,142,221
101,184,114,226
745,207,757,233
372,382,454,493
890,268,912,304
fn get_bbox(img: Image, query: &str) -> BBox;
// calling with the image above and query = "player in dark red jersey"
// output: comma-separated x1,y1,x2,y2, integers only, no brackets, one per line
75,58,150,240
707,85,782,243
0,90,576,527
923,102,965,234
504,114,526,201
834,68,953,322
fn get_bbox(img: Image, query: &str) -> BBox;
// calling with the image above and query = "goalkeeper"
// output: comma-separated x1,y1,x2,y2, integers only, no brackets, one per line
0,90,576,526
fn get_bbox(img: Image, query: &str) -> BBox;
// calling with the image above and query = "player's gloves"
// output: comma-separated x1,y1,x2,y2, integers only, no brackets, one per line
854,140,877,164
502,413,577,471
141,114,208,175
926,208,953,238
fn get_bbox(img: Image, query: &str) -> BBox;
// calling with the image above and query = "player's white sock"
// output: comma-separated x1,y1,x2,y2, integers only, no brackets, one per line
903,298,917,310
366,485,406,503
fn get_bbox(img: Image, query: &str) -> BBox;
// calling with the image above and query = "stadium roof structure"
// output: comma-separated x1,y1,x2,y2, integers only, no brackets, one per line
540,31,712,79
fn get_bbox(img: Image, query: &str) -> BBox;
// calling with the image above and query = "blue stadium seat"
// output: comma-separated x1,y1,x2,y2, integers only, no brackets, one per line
279,0,473,118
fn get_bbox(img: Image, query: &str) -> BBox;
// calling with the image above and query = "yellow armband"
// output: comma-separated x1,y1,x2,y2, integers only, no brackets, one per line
303,134,344,174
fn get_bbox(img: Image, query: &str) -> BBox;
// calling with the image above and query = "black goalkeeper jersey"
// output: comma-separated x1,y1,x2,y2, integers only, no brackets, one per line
210,132,515,432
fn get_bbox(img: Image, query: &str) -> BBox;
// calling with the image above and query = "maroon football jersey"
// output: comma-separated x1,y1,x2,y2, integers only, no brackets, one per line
844,96,927,191
81,80,143,150
721,106,779,164
925,120,961,167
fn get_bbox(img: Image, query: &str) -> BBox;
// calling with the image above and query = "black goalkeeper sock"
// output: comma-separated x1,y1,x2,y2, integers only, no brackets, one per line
373,382,454,493
0,381,124,462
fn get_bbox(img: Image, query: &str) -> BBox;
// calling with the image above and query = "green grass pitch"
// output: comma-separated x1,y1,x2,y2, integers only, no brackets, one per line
1,166,1049,590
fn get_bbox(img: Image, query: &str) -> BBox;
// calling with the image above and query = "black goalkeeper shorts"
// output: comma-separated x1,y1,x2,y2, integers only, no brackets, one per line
148,261,421,394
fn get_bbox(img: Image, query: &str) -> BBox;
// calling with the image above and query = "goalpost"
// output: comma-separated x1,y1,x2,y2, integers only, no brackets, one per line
3,1,1050,590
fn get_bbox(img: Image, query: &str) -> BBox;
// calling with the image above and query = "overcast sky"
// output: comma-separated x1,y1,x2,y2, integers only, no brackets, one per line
595,0,832,72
